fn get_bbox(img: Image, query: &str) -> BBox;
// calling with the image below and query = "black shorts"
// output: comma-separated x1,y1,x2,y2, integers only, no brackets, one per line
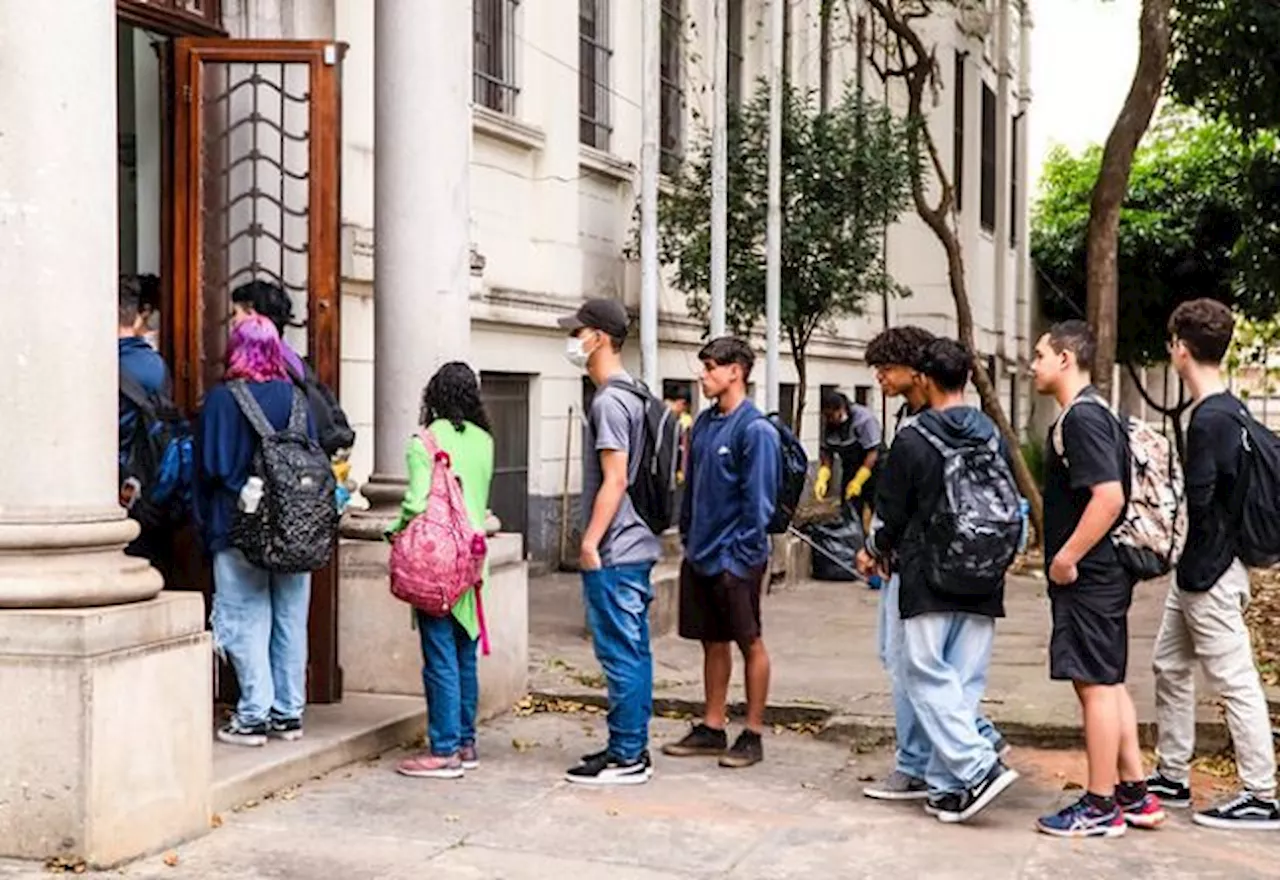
678,561,765,645
1049,579,1134,685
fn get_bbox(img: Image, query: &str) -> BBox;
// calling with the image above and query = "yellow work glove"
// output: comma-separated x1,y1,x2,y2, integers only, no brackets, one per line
846,466,873,500
814,465,832,500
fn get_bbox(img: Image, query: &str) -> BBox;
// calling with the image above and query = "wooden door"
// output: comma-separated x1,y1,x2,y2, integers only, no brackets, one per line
171,38,346,703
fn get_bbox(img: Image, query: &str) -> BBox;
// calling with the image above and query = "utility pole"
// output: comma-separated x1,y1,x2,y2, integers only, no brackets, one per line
765,0,783,414
640,0,661,390
709,0,728,339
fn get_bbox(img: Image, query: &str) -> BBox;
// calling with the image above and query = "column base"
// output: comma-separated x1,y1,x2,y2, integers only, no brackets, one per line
0,593,212,867
0,517,163,608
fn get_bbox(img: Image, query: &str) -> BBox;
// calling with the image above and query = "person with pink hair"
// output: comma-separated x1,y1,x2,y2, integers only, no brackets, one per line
197,313,319,747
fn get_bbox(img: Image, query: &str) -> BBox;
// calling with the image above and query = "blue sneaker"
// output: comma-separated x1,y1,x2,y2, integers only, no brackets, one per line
1037,796,1127,838
867,574,883,591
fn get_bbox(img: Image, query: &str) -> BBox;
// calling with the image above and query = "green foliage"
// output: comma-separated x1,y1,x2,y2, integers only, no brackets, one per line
1032,113,1280,365
1170,1,1280,135
654,80,916,359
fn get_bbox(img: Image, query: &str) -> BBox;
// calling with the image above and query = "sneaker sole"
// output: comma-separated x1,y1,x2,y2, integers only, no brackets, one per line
269,731,304,742
939,767,1020,824
1123,811,1167,829
1036,822,1127,839
563,771,650,786
718,755,762,769
216,732,267,747
397,767,465,780
864,788,931,801
661,746,726,758
1152,796,1191,809
1191,814,1280,831
461,761,479,771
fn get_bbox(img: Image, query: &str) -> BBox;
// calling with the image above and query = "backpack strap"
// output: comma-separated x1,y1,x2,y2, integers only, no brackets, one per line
1051,392,1111,461
119,372,157,417
228,380,278,440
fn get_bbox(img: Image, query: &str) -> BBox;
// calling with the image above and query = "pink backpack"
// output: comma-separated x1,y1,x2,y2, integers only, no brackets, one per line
389,429,490,652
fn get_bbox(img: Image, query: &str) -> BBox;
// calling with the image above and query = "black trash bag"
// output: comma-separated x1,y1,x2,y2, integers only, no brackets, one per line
804,503,866,582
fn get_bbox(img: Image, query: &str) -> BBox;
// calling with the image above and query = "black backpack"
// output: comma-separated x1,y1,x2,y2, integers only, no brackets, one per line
227,382,340,572
758,413,809,534
1229,406,1280,568
291,361,356,457
912,419,1022,596
604,379,681,535
119,373,194,531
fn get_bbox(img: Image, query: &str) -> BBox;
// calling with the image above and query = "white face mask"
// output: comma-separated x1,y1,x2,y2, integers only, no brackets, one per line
565,335,592,370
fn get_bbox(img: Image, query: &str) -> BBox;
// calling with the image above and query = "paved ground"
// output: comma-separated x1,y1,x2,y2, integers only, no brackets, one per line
531,569,1235,746
8,712,1278,880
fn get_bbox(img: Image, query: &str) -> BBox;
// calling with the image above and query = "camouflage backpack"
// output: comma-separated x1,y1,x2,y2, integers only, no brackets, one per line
1052,394,1187,580
912,418,1023,597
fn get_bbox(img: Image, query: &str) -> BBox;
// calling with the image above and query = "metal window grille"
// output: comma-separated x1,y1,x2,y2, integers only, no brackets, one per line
579,0,612,150
980,83,996,232
726,0,744,108
474,0,520,115
660,0,684,176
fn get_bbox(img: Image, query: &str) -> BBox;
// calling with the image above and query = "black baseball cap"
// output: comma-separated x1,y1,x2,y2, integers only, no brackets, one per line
557,298,629,340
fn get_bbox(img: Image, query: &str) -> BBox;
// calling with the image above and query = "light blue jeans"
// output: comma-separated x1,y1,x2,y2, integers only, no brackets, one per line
583,563,654,763
901,611,999,793
877,573,1002,779
416,610,479,756
212,549,312,727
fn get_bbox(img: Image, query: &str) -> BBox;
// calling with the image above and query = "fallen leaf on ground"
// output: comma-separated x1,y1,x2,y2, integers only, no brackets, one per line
162,852,180,868
210,813,223,828
445,814,460,823
512,738,540,752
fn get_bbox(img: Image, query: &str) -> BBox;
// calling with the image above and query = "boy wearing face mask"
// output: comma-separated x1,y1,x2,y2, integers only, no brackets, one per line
559,299,663,786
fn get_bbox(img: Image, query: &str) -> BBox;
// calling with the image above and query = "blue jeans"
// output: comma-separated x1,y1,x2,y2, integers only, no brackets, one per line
416,610,479,756
877,574,1002,778
211,549,311,727
583,563,654,763
901,611,999,793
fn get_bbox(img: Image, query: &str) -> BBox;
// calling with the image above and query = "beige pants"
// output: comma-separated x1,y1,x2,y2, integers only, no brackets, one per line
1152,560,1277,794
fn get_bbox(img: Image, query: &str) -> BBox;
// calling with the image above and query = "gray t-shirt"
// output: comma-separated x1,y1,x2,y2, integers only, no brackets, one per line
582,375,663,567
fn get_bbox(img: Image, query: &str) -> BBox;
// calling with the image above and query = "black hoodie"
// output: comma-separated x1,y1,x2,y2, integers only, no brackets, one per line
869,406,1009,621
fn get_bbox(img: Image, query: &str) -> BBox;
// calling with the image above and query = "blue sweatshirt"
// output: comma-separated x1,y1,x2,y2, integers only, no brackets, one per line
680,400,780,578
195,380,316,555
118,337,169,460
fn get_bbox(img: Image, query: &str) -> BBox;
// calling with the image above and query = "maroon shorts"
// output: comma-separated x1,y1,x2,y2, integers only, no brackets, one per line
678,560,766,645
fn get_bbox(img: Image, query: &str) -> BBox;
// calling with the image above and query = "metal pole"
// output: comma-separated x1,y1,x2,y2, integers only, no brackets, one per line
765,0,783,414
709,0,728,338
639,0,661,391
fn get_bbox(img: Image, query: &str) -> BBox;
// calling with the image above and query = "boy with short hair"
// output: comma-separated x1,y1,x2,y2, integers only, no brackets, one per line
663,337,780,769
1149,298,1279,829
1032,320,1160,838
858,338,1019,823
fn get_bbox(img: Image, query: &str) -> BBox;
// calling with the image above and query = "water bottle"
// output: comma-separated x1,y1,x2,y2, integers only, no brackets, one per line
239,476,265,514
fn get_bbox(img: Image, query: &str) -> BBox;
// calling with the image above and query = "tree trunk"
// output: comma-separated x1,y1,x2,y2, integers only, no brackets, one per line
793,343,809,431
819,0,833,111
1085,0,1173,399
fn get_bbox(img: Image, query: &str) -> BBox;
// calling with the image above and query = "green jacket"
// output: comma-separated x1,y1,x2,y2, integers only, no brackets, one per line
386,419,495,639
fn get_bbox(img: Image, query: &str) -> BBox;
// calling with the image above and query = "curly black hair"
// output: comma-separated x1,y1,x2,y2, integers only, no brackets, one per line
421,362,492,433
865,325,938,370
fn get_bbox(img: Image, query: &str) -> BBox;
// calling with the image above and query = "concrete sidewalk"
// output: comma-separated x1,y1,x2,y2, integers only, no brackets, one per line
12,712,1277,880
531,569,1240,749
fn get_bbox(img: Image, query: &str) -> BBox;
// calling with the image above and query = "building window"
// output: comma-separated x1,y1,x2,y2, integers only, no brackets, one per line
1010,112,1023,246
579,0,612,150
952,51,965,211
660,0,684,176
475,0,520,115
854,385,872,408
980,83,996,232
779,383,797,430
726,0,745,108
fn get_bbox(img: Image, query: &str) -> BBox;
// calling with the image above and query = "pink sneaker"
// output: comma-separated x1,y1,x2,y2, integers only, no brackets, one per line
1121,792,1167,829
460,743,479,771
396,751,464,779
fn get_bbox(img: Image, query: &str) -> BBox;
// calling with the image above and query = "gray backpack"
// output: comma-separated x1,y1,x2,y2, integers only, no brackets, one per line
228,382,339,573
913,421,1022,596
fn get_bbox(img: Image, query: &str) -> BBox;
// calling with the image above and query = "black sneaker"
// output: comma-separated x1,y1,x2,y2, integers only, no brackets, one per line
718,730,764,769
936,760,1019,824
991,734,1012,760
565,750,650,786
217,718,268,747
1192,792,1280,831
925,791,962,817
268,716,304,742
661,723,728,757
1145,772,1191,809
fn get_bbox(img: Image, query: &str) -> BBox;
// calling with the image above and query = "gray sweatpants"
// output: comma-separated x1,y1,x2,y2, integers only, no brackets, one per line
1152,560,1277,795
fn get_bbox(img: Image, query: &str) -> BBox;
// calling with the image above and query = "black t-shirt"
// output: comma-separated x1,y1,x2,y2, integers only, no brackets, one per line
1043,387,1129,586
1177,392,1246,591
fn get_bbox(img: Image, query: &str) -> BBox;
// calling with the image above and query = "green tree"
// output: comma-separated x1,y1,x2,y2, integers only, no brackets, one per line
654,80,915,426
1170,1,1280,135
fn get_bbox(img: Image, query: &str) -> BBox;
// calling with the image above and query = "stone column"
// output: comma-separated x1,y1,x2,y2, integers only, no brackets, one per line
349,0,473,528
0,0,161,608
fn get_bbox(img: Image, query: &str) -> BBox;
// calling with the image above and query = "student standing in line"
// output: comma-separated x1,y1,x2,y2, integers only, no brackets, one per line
857,338,1020,823
391,363,494,780
663,337,780,769
859,326,1009,802
1032,320,1160,838
1147,299,1279,830
559,299,662,786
